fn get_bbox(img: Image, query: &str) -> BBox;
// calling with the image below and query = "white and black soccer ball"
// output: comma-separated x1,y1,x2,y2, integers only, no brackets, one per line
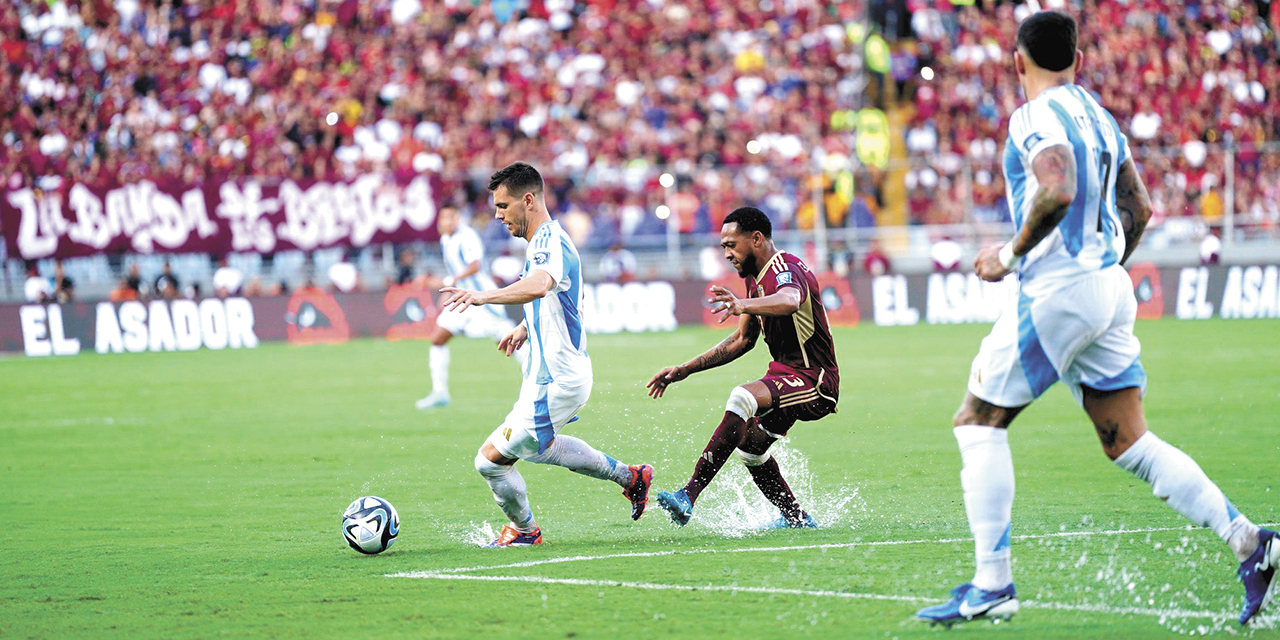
341,496,399,554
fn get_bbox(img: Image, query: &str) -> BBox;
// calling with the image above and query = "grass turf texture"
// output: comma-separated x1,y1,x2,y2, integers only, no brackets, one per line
2,319,1278,639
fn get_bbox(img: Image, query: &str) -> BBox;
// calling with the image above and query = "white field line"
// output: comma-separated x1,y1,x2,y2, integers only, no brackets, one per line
392,573,1235,620
388,523,1277,621
408,524,1247,576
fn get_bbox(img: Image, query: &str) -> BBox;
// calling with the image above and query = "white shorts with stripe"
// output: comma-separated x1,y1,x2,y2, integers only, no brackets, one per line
968,264,1146,407
486,376,592,460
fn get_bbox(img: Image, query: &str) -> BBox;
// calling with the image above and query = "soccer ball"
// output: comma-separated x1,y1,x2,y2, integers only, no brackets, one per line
341,496,399,554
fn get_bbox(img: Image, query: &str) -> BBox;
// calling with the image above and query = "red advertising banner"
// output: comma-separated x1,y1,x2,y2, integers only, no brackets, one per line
2,266,1276,356
1,174,443,260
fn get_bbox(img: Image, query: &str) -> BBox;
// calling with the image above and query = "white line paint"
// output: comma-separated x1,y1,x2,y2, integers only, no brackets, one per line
397,573,928,603
421,524,1235,576
389,572,1235,620
387,523,1278,622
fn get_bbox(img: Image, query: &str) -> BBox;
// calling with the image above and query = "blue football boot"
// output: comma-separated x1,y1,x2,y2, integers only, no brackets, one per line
1239,528,1280,625
915,582,1019,627
655,489,693,527
762,512,818,530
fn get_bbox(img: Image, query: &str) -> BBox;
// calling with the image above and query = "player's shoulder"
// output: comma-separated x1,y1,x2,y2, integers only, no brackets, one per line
529,220,563,247
767,252,807,288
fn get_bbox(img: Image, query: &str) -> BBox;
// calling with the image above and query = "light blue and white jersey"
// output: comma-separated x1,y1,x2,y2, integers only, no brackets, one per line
1004,84,1133,297
521,220,589,388
441,224,499,293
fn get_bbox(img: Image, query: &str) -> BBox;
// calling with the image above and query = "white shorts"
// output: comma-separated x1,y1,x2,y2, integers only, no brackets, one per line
968,265,1146,407
485,377,592,459
436,303,514,340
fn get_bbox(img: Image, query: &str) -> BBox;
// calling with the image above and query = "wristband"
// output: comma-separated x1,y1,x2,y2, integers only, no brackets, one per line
998,242,1020,270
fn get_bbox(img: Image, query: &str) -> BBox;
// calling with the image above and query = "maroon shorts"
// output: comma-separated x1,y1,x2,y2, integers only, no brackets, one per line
757,361,838,437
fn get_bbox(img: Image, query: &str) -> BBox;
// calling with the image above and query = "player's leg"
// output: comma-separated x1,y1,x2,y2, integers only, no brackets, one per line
474,383,544,546
417,318,458,409
737,416,814,528
519,382,654,520
1076,266,1276,624
918,300,1032,625
953,393,1025,590
656,381,770,526
474,441,542,546
670,382,769,497
1086,385,1278,624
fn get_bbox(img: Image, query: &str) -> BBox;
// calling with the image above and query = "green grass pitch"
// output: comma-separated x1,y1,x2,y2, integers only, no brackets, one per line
2,319,1278,639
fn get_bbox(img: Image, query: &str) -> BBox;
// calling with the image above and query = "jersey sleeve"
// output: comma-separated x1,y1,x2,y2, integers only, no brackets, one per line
773,264,808,303
525,229,566,288
1009,101,1070,163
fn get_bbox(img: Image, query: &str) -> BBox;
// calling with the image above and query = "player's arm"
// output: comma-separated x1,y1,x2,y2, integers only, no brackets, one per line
1114,158,1153,265
439,270,554,310
708,284,801,320
646,313,760,398
974,144,1077,281
442,260,481,288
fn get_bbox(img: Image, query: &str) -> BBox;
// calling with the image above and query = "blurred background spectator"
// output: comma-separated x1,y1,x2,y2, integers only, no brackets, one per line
598,242,637,284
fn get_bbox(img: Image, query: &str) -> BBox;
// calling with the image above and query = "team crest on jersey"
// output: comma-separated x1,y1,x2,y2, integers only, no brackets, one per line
534,252,549,265
776,272,793,286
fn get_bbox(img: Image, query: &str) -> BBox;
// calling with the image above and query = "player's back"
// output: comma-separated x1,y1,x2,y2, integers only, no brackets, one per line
521,221,589,388
747,252,838,386
1004,84,1130,297
442,224,498,292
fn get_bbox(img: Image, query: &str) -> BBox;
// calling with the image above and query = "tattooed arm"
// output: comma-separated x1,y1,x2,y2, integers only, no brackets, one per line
1114,158,1153,265
646,312,759,398
974,144,1078,281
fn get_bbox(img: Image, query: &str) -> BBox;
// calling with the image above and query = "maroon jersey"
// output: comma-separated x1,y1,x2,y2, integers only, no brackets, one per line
745,252,839,398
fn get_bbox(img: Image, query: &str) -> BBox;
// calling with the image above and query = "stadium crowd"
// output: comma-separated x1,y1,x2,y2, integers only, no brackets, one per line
906,0,1280,234
0,0,879,250
3,0,1280,292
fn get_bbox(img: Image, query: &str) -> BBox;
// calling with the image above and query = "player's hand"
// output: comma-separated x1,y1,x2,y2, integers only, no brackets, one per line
708,285,746,323
973,243,1013,283
646,365,689,399
439,287,486,312
498,324,528,356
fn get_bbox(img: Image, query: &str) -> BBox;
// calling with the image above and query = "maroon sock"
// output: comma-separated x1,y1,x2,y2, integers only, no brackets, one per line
683,412,746,503
747,457,806,522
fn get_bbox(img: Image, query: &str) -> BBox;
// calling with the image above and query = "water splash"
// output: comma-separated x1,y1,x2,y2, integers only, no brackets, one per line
681,440,867,538
453,521,498,547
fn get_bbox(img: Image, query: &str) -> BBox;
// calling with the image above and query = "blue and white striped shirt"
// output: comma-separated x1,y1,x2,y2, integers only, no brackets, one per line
1004,84,1132,296
520,220,589,387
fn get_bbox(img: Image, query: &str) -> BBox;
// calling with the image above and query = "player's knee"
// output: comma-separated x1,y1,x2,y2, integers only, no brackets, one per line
475,450,510,478
736,448,771,467
726,386,758,421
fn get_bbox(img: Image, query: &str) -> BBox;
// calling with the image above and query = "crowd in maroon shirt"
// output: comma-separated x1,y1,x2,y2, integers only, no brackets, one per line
907,0,1280,236
0,0,874,244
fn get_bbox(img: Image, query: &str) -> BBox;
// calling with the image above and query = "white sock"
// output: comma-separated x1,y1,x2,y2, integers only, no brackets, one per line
1115,431,1259,562
429,345,450,396
955,425,1015,591
525,435,633,487
475,454,536,532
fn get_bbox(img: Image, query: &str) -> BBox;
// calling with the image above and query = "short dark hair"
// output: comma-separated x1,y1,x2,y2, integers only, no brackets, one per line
1017,11,1077,73
723,206,772,239
488,162,543,196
